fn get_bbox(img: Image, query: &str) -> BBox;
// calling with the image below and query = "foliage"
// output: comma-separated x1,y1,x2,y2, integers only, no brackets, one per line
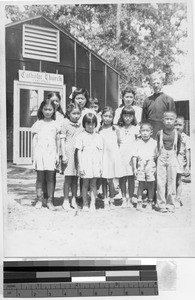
5,3,188,86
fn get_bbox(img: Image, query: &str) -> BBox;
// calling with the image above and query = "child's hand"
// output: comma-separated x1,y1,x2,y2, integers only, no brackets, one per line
133,168,138,177
55,154,59,166
79,169,85,176
184,167,190,177
62,155,68,165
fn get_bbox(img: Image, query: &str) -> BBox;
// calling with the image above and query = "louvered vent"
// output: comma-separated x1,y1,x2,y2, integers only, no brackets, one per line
23,24,59,62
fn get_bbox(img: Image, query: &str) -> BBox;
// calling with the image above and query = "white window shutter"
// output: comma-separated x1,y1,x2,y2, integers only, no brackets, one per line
23,24,60,62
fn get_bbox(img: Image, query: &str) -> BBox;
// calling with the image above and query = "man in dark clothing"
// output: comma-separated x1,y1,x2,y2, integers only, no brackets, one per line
142,72,176,139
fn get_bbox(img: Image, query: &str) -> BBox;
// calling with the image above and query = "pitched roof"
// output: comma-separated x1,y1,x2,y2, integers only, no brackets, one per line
6,15,125,78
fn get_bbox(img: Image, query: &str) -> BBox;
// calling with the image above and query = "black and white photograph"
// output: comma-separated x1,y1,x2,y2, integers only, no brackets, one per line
1,0,195,258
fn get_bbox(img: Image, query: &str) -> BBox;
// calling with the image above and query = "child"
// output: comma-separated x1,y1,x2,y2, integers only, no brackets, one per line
47,92,65,176
47,92,65,123
117,106,140,207
99,107,124,208
71,87,91,125
60,103,83,211
88,97,102,195
156,111,181,213
114,87,142,125
132,123,157,210
88,97,102,131
75,113,103,212
175,116,190,207
32,99,60,210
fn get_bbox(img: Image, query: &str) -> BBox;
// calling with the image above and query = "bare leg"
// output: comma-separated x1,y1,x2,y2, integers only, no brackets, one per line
147,181,155,201
71,176,78,208
137,181,145,210
176,174,182,207
36,171,45,208
108,179,115,208
102,178,108,199
128,175,135,199
145,181,155,210
90,178,97,211
82,178,89,209
102,178,109,208
119,177,127,199
62,176,72,210
108,179,115,199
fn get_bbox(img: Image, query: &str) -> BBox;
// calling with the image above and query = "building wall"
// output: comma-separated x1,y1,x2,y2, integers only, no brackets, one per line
6,18,119,161
175,100,190,135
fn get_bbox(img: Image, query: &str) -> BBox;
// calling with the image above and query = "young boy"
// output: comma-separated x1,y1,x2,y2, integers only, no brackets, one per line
156,111,181,212
132,123,157,210
175,116,190,206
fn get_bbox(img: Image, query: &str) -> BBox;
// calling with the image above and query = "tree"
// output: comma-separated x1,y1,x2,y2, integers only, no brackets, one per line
5,3,188,86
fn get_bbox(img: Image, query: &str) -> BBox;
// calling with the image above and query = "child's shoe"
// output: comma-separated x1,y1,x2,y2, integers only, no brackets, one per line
82,206,89,212
104,198,110,209
174,201,180,209
35,201,42,209
127,198,133,208
158,207,168,213
71,197,77,209
166,205,175,213
121,197,127,208
136,201,142,211
47,201,55,211
109,198,115,209
62,200,71,211
145,201,153,211
90,203,96,211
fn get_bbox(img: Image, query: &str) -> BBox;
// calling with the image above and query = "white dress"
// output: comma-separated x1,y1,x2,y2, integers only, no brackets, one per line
75,131,103,178
31,120,60,171
118,125,140,176
99,127,124,179
114,105,142,125
61,118,83,176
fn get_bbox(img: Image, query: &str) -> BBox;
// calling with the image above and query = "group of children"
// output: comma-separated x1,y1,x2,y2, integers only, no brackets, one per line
31,87,190,213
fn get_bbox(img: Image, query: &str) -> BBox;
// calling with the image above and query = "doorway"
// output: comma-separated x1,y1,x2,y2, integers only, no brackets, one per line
13,81,65,164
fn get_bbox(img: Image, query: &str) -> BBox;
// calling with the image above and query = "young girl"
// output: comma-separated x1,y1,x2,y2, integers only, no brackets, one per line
75,113,103,212
61,103,83,211
88,97,102,131
114,87,142,125
99,107,124,208
117,106,140,207
132,123,157,210
47,92,65,124
47,92,65,176
32,99,60,210
71,87,91,198
71,87,91,125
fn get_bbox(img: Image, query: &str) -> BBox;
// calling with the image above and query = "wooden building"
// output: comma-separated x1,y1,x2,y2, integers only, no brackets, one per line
6,15,122,164
163,79,191,135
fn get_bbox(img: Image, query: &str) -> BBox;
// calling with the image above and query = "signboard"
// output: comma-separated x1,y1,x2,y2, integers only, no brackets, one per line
19,70,64,86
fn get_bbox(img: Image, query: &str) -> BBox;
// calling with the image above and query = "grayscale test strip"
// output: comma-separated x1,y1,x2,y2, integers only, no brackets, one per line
4,260,158,297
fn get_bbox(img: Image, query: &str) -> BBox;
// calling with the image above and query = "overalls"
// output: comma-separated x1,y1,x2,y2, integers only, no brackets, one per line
157,129,179,209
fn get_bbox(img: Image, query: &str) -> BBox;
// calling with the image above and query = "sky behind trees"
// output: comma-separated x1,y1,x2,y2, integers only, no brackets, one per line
5,3,190,87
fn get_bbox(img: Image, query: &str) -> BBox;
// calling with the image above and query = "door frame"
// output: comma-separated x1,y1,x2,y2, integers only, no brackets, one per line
13,80,66,164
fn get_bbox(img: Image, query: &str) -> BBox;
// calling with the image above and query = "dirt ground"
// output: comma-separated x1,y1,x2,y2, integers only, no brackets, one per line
3,163,195,258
